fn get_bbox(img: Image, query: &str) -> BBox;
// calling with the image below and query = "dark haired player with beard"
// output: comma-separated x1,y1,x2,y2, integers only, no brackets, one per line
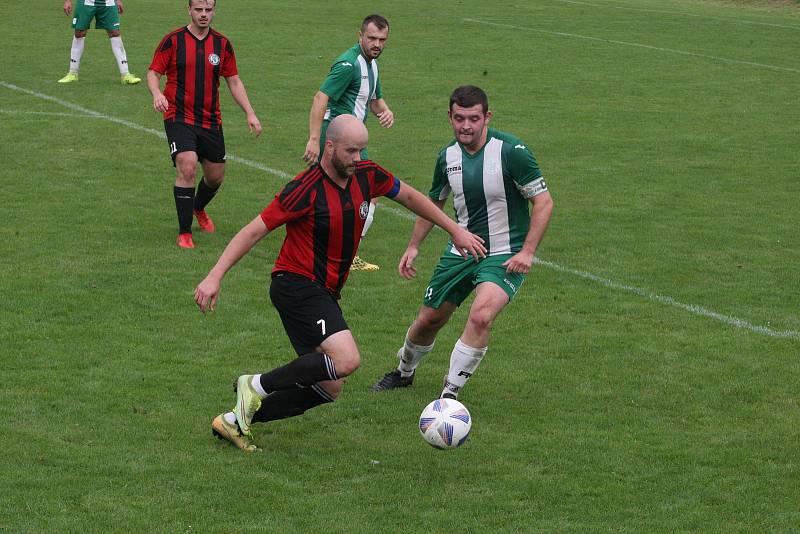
303,14,394,272
147,0,262,249
195,115,486,452
372,85,554,401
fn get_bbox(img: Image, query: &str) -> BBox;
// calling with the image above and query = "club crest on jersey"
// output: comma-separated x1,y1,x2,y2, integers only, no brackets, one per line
359,201,370,220
208,53,220,66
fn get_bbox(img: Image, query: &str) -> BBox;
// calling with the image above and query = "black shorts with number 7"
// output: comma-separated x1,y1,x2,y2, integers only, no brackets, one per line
269,272,349,356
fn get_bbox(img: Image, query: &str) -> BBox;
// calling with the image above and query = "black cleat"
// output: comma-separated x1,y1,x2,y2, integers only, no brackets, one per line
372,369,414,391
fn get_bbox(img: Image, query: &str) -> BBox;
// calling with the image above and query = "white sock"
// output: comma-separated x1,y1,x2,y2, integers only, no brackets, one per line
69,36,85,73
251,374,268,398
442,338,487,398
397,329,435,377
360,202,376,238
223,412,237,425
109,36,130,75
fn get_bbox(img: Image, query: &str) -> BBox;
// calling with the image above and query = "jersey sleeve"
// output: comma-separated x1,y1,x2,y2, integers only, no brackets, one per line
220,40,238,78
505,140,548,199
149,33,174,74
428,151,451,201
259,179,313,230
358,161,398,198
319,61,356,101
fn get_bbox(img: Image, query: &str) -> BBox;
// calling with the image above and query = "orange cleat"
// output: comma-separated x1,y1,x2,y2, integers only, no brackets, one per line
194,210,216,233
177,233,195,249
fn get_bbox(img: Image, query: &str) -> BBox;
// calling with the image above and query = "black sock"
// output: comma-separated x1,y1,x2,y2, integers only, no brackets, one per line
194,177,220,212
251,385,334,423
259,352,338,393
173,186,194,234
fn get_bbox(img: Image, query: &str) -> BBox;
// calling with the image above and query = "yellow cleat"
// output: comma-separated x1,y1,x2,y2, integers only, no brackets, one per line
211,414,260,452
121,73,141,85
58,73,79,83
350,256,380,272
233,375,262,437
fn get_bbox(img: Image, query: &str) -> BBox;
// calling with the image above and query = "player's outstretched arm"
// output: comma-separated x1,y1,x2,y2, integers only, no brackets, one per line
391,181,485,262
194,216,270,313
304,91,330,164
225,75,262,137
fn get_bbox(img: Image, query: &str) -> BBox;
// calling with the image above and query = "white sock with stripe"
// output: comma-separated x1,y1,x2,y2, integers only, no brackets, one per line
442,338,487,398
69,36,85,73
397,330,435,377
109,36,130,75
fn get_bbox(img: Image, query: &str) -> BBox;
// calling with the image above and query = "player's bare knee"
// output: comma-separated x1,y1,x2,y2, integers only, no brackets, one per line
332,353,361,377
74,30,87,38
414,313,448,338
176,163,197,184
107,30,121,38
466,310,494,335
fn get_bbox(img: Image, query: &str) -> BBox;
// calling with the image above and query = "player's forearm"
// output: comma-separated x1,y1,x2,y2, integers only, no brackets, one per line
407,217,436,249
208,217,269,280
146,70,162,96
370,98,388,115
520,193,553,256
395,184,458,240
227,77,257,116
308,91,329,142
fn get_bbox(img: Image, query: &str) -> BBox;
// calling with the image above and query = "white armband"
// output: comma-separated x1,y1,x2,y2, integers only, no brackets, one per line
516,177,548,199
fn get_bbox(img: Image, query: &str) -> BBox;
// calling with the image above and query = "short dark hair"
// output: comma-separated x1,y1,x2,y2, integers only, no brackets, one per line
188,0,215,6
449,85,489,114
361,14,389,32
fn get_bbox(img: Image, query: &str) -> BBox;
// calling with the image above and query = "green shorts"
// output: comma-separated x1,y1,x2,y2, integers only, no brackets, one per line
72,3,120,31
319,119,368,162
422,250,526,309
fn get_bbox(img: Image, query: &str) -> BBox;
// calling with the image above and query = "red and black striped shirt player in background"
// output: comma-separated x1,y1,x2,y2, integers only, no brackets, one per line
146,0,262,249
194,115,487,452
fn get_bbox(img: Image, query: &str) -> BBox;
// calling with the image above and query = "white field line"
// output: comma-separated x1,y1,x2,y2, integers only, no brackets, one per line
0,109,93,118
0,81,292,179
553,0,800,31
2,80,797,339
463,18,800,74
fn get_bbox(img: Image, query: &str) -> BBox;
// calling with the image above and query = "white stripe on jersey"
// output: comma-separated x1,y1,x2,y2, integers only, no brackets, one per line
445,143,467,226
84,0,115,6
353,56,371,121
483,138,511,254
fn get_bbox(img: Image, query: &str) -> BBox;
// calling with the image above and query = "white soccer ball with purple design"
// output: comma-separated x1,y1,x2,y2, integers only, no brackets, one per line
418,398,472,449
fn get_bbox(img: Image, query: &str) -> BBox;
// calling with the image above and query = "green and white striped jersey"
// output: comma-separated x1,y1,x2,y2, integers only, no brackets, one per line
430,129,547,256
82,0,115,6
319,43,383,124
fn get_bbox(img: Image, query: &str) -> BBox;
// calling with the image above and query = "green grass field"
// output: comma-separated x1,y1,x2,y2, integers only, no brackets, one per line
2,0,799,531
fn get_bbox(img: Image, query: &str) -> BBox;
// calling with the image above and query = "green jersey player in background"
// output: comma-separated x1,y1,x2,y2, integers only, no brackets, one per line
302,14,395,272
58,0,141,85
373,85,554,400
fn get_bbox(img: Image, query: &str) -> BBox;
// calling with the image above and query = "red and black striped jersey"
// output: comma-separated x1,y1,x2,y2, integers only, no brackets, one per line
261,161,400,298
149,26,238,130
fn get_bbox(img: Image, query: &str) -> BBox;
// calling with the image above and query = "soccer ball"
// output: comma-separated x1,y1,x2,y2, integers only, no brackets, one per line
418,398,472,449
